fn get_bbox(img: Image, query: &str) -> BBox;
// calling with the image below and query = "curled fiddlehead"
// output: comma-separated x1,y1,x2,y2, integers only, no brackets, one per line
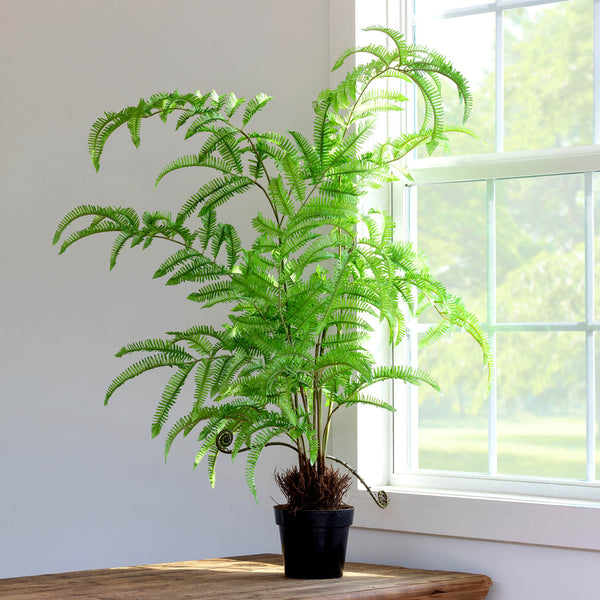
216,428,234,453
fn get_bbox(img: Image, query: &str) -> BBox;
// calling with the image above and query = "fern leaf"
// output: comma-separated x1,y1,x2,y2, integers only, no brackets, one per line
363,25,407,62
372,365,440,392
242,93,273,126
153,248,205,279
127,98,147,148
289,130,320,179
164,413,203,459
53,205,139,245
267,176,295,217
187,281,237,305
114,338,194,359
57,221,125,255
109,231,135,270
88,110,132,171
105,355,193,404
339,393,394,412
331,42,393,72
151,363,194,438
280,153,307,202
244,426,286,499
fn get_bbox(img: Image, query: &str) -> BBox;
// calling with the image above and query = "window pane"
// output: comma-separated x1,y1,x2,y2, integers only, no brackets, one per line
418,332,489,473
496,174,585,322
497,332,587,479
416,181,487,321
504,0,593,152
415,13,495,157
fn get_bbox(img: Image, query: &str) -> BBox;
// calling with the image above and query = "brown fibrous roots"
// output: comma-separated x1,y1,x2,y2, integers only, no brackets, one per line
275,463,352,511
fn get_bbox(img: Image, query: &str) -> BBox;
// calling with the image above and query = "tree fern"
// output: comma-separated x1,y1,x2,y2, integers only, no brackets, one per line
55,25,492,508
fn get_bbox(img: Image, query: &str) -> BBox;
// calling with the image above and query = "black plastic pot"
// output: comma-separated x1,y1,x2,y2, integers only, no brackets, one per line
273,506,354,579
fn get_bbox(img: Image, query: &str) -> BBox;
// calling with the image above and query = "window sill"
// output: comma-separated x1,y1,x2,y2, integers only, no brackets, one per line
350,487,600,551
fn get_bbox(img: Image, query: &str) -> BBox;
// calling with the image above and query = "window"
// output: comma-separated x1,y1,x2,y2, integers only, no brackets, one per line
389,0,600,501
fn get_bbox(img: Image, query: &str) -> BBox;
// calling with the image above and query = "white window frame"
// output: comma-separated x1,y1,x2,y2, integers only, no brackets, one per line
391,149,600,496
330,0,600,551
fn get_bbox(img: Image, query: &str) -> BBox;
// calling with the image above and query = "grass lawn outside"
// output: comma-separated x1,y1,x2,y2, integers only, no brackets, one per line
418,415,591,479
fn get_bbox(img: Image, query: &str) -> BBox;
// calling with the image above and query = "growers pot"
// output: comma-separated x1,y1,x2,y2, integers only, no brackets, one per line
274,506,354,579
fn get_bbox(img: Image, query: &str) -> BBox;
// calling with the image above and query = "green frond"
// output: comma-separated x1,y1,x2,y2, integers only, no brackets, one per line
164,413,203,459
192,357,217,410
207,447,219,487
57,221,126,255
362,25,407,62
53,205,139,246
327,120,376,168
281,153,307,202
174,92,212,129
306,427,319,464
193,429,220,469
167,324,226,344
183,112,227,139
105,355,193,405
151,363,194,438
232,269,279,303
244,424,287,498
88,110,132,171
198,208,218,250
267,176,295,217
288,130,321,179
187,281,238,306
312,93,336,164
339,393,394,412
156,152,246,187
153,248,206,279
242,93,273,126
166,259,226,287
321,310,374,335
126,98,146,148
320,330,370,351
115,338,194,360
331,42,393,72
248,131,297,157
109,231,135,270
315,348,373,382
222,223,242,269
210,353,251,398
247,142,267,180
155,153,205,185
224,92,245,118
372,365,440,393
216,135,244,174
252,212,282,238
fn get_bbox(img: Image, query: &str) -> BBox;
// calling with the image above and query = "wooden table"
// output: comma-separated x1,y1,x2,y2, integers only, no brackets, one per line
0,553,492,599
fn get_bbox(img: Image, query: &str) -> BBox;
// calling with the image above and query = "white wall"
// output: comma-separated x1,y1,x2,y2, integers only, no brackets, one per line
0,0,328,578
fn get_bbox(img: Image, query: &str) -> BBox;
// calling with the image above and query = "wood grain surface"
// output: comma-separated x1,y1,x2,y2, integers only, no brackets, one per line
0,553,492,599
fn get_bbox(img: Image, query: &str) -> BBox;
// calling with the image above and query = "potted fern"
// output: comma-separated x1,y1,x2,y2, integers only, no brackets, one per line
54,27,491,579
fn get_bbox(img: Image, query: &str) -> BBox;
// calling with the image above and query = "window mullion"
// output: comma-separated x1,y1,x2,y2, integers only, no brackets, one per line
487,180,498,475
406,185,420,470
495,9,504,152
585,172,596,480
